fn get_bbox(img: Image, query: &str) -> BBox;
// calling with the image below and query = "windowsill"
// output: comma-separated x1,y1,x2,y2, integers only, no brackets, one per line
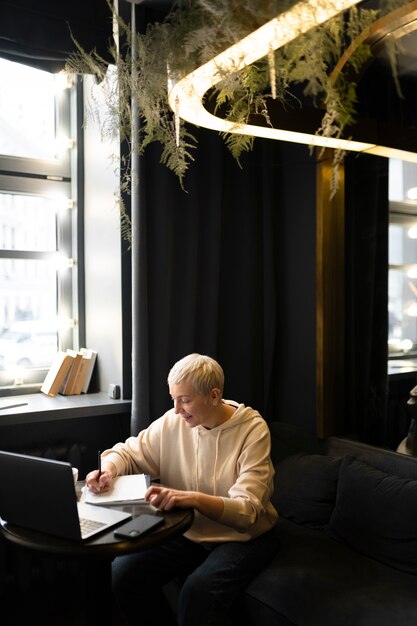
0,383,44,396
0,391,131,426
388,358,417,378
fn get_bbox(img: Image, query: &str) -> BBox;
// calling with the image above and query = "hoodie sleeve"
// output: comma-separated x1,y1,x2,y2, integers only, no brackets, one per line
101,415,164,478
218,421,276,532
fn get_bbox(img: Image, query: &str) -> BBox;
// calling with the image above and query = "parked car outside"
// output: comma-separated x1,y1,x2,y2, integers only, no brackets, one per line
0,320,58,370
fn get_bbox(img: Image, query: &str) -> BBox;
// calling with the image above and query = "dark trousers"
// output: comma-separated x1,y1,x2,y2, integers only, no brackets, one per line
112,528,279,626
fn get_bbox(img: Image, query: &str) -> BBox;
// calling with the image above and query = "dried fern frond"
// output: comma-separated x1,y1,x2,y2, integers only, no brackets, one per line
222,132,255,167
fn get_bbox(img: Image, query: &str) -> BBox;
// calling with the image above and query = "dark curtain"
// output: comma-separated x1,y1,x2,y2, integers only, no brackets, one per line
344,153,389,446
0,0,112,72
131,128,317,433
0,0,318,437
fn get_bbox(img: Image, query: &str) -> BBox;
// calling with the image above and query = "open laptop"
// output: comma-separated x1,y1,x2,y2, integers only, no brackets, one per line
0,450,131,541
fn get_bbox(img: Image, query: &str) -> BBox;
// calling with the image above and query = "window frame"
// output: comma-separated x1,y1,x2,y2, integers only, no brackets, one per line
0,70,72,178
0,68,84,393
388,202,417,360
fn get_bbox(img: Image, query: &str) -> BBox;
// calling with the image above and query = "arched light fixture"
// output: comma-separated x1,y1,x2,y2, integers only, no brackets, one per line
168,0,417,164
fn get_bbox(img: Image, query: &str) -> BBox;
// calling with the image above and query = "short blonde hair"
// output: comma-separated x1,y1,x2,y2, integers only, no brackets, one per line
167,353,224,396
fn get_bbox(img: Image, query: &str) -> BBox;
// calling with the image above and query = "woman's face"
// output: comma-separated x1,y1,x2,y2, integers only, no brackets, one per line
169,379,219,429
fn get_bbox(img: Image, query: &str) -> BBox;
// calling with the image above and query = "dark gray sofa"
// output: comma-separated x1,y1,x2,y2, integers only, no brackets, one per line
240,421,417,626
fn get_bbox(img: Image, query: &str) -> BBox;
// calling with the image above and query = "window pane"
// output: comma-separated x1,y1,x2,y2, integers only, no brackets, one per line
389,222,417,355
389,223,417,266
0,59,56,160
0,193,57,251
389,158,417,203
0,259,58,371
0,58,76,389
388,155,417,357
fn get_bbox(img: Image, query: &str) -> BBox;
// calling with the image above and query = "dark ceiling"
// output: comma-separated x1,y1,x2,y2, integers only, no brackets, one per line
0,0,114,72
0,0,178,72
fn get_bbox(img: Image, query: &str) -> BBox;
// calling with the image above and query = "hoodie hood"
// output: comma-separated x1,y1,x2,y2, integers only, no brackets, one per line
196,400,260,434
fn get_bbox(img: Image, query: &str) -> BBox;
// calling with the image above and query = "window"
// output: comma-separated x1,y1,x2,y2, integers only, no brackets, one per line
388,159,417,358
0,59,82,389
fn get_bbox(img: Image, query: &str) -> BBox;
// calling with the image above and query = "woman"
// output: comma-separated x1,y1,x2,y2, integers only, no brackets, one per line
86,353,279,626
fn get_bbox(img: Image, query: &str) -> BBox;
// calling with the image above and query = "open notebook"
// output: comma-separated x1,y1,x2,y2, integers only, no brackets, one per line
83,473,150,506
0,451,131,541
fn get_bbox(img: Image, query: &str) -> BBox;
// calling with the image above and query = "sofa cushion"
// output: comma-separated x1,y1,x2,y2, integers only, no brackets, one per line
273,453,342,528
326,436,417,479
328,456,417,574
244,517,417,626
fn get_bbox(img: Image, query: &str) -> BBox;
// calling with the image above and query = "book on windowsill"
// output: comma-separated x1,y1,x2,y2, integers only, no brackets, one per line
78,348,97,393
61,347,97,395
59,349,83,395
83,474,150,506
70,353,91,395
41,348,98,397
40,351,75,397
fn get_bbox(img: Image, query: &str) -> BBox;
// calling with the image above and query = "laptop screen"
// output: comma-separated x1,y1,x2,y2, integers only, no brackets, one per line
0,450,130,541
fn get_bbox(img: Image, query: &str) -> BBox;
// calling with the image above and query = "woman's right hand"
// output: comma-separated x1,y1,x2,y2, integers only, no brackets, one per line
85,463,117,493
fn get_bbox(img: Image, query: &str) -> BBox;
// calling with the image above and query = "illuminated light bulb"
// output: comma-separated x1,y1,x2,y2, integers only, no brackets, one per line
57,317,76,332
401,338,414,351
51,196,73,213
54,255,75,271
9,365,25,386
54,71,73,91
55,136,75,156
405,304,417,317
407,187,417,200
407,267,417,279
408,227,417,239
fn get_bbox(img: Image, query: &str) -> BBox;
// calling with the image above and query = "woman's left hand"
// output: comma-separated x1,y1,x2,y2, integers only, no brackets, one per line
145,485,194,511
145,485,224,520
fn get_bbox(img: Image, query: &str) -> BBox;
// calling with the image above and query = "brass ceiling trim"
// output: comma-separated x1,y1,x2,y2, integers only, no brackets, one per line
332,0,417,81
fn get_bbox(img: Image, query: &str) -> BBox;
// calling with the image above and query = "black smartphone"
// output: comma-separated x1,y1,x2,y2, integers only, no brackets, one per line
114,514,164,539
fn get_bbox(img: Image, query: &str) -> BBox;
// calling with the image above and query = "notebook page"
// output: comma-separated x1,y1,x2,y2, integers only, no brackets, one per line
84,474,150,505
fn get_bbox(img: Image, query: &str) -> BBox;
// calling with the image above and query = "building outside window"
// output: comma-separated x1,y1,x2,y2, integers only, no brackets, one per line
388,158,417,359
0,58,82,390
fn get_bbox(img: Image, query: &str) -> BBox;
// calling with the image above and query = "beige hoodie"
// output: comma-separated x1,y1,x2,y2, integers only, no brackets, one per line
101,401,278,542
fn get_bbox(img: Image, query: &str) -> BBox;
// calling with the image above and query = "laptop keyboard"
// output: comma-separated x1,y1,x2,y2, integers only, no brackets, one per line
80,517,107,538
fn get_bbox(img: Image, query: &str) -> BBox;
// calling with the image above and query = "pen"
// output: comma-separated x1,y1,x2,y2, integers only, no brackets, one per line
98,450,102,479
0,401,29,411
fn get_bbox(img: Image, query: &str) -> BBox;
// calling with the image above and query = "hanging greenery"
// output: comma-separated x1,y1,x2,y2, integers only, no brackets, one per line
66,0,412,213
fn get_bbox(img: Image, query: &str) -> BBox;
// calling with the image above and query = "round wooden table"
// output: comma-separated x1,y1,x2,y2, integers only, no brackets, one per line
0,486,194,625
